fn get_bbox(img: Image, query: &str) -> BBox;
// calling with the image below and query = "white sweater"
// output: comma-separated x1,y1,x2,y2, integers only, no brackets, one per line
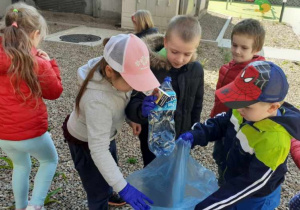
67,57,131,192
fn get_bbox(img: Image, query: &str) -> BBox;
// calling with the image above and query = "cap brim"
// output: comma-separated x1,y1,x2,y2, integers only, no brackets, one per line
216,81,258,109
121,68,160,92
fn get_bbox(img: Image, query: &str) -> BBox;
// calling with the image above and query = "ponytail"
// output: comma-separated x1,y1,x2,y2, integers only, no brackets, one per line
3,25,41,101
3,3,48,103
75,38,111,114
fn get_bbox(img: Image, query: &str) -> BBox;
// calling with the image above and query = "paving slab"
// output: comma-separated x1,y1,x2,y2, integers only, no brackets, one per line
282,7,300,36
218,39,300,61
263,46,300,61
45,26,122,46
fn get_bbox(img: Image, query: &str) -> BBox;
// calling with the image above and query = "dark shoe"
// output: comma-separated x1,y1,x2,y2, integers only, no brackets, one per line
108,191,126,206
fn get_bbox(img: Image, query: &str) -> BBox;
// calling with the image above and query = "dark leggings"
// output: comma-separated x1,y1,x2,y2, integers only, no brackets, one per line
139,124,156,167
67,140,118,210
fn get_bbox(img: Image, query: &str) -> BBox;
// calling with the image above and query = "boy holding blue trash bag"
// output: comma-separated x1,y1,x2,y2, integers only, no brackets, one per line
179,61,300,209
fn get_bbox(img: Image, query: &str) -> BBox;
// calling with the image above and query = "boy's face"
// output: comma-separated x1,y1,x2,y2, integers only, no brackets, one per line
231,34,259,63
236,102,279,122
164,33,200,69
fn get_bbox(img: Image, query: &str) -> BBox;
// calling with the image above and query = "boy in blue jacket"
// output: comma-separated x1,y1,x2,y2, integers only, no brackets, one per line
180,61,300,209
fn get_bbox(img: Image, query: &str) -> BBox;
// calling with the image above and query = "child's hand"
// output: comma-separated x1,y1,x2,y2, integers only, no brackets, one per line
142,95,157,118
119,183,153,210
151,88,160,99
36,49,50,61
128,121,141,136
178,132,194,146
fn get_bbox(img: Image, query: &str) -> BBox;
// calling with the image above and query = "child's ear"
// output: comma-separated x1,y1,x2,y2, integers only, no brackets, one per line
164,37,168,49
268,102,281,113
252,48,260,55
105,65,114,78
31,30,40,39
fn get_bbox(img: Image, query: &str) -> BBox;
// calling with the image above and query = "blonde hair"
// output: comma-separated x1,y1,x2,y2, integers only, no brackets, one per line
165,15,201,42
132,10,154,33
2,2,48,102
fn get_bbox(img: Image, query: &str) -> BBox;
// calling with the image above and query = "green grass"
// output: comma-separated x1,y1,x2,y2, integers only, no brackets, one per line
208,0,282,20
127,157,137,164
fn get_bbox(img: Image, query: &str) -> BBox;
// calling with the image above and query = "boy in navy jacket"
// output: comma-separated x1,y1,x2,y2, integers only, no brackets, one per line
180,61,300,209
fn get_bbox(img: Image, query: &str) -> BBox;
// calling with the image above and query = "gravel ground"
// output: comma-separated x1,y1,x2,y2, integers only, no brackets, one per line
199,11,228,40
0,11,300,210
224,17,300,49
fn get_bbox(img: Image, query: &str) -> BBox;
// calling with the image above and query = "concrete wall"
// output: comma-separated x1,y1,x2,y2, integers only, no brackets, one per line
121,0,209,31
93,0,121,19
33,0,121,19
0,0,12,17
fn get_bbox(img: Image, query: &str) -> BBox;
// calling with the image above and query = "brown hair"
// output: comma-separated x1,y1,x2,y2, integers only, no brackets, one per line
75,38,121,114
231,19,265,52
3,2,48,103
132,10,154,33
165,15,201,42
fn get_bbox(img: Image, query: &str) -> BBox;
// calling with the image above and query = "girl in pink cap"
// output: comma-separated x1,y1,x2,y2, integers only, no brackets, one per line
62,34,159,210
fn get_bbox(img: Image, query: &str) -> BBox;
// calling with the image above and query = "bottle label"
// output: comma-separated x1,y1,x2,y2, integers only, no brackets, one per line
155,88,170,107
154,90,176,111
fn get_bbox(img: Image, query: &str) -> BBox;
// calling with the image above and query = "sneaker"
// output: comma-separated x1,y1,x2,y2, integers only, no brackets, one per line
108,191,126,206
26,205,46,210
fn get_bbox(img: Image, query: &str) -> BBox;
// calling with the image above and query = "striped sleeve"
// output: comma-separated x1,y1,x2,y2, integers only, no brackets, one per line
195,156,274,210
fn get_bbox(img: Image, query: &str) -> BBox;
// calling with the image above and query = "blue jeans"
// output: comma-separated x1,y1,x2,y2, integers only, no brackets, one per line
67,140,118,210
232,186,281,210
0,132,58,208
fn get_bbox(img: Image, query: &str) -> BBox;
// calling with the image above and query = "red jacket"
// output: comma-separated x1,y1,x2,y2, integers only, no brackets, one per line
0,38,63,140
210,55,265,117
291,139,300,169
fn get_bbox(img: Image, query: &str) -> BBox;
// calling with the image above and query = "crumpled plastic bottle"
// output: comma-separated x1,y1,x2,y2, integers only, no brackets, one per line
148,76,177,156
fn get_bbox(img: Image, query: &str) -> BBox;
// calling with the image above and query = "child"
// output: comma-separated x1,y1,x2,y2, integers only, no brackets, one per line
179,61,300,209
131,10,158,38
210,19,266,183
211,19,265,118
0,2,63,210
62,34,159,210
125,15,204,166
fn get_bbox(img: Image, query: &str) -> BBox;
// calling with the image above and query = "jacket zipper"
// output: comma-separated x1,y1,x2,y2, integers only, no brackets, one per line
221,122,248,182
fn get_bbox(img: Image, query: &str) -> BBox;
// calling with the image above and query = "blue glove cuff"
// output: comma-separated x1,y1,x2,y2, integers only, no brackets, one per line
178,132,194,145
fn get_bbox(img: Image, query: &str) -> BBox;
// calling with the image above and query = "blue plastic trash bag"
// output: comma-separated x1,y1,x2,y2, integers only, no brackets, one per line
126,139,219,209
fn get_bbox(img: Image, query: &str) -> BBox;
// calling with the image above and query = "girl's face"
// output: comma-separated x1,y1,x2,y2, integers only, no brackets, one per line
231,34,258,63
106,66,132,92
30,30,41,48
111,74,132,92
131,15,138,32
164,33,200,69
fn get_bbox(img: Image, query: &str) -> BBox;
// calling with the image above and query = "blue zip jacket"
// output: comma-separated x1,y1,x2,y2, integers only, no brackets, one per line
190,102,300,209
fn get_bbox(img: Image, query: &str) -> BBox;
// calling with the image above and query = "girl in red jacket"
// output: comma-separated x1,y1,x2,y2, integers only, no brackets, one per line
0,3,63,210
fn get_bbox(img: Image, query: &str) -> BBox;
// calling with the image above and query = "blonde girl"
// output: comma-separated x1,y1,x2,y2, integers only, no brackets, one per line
0,2,63,210
131,10,158,38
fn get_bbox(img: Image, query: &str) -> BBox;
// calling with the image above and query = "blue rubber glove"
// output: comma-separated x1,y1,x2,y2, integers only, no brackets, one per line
178,132,194,146
142,95,157,118
119,183,153,210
